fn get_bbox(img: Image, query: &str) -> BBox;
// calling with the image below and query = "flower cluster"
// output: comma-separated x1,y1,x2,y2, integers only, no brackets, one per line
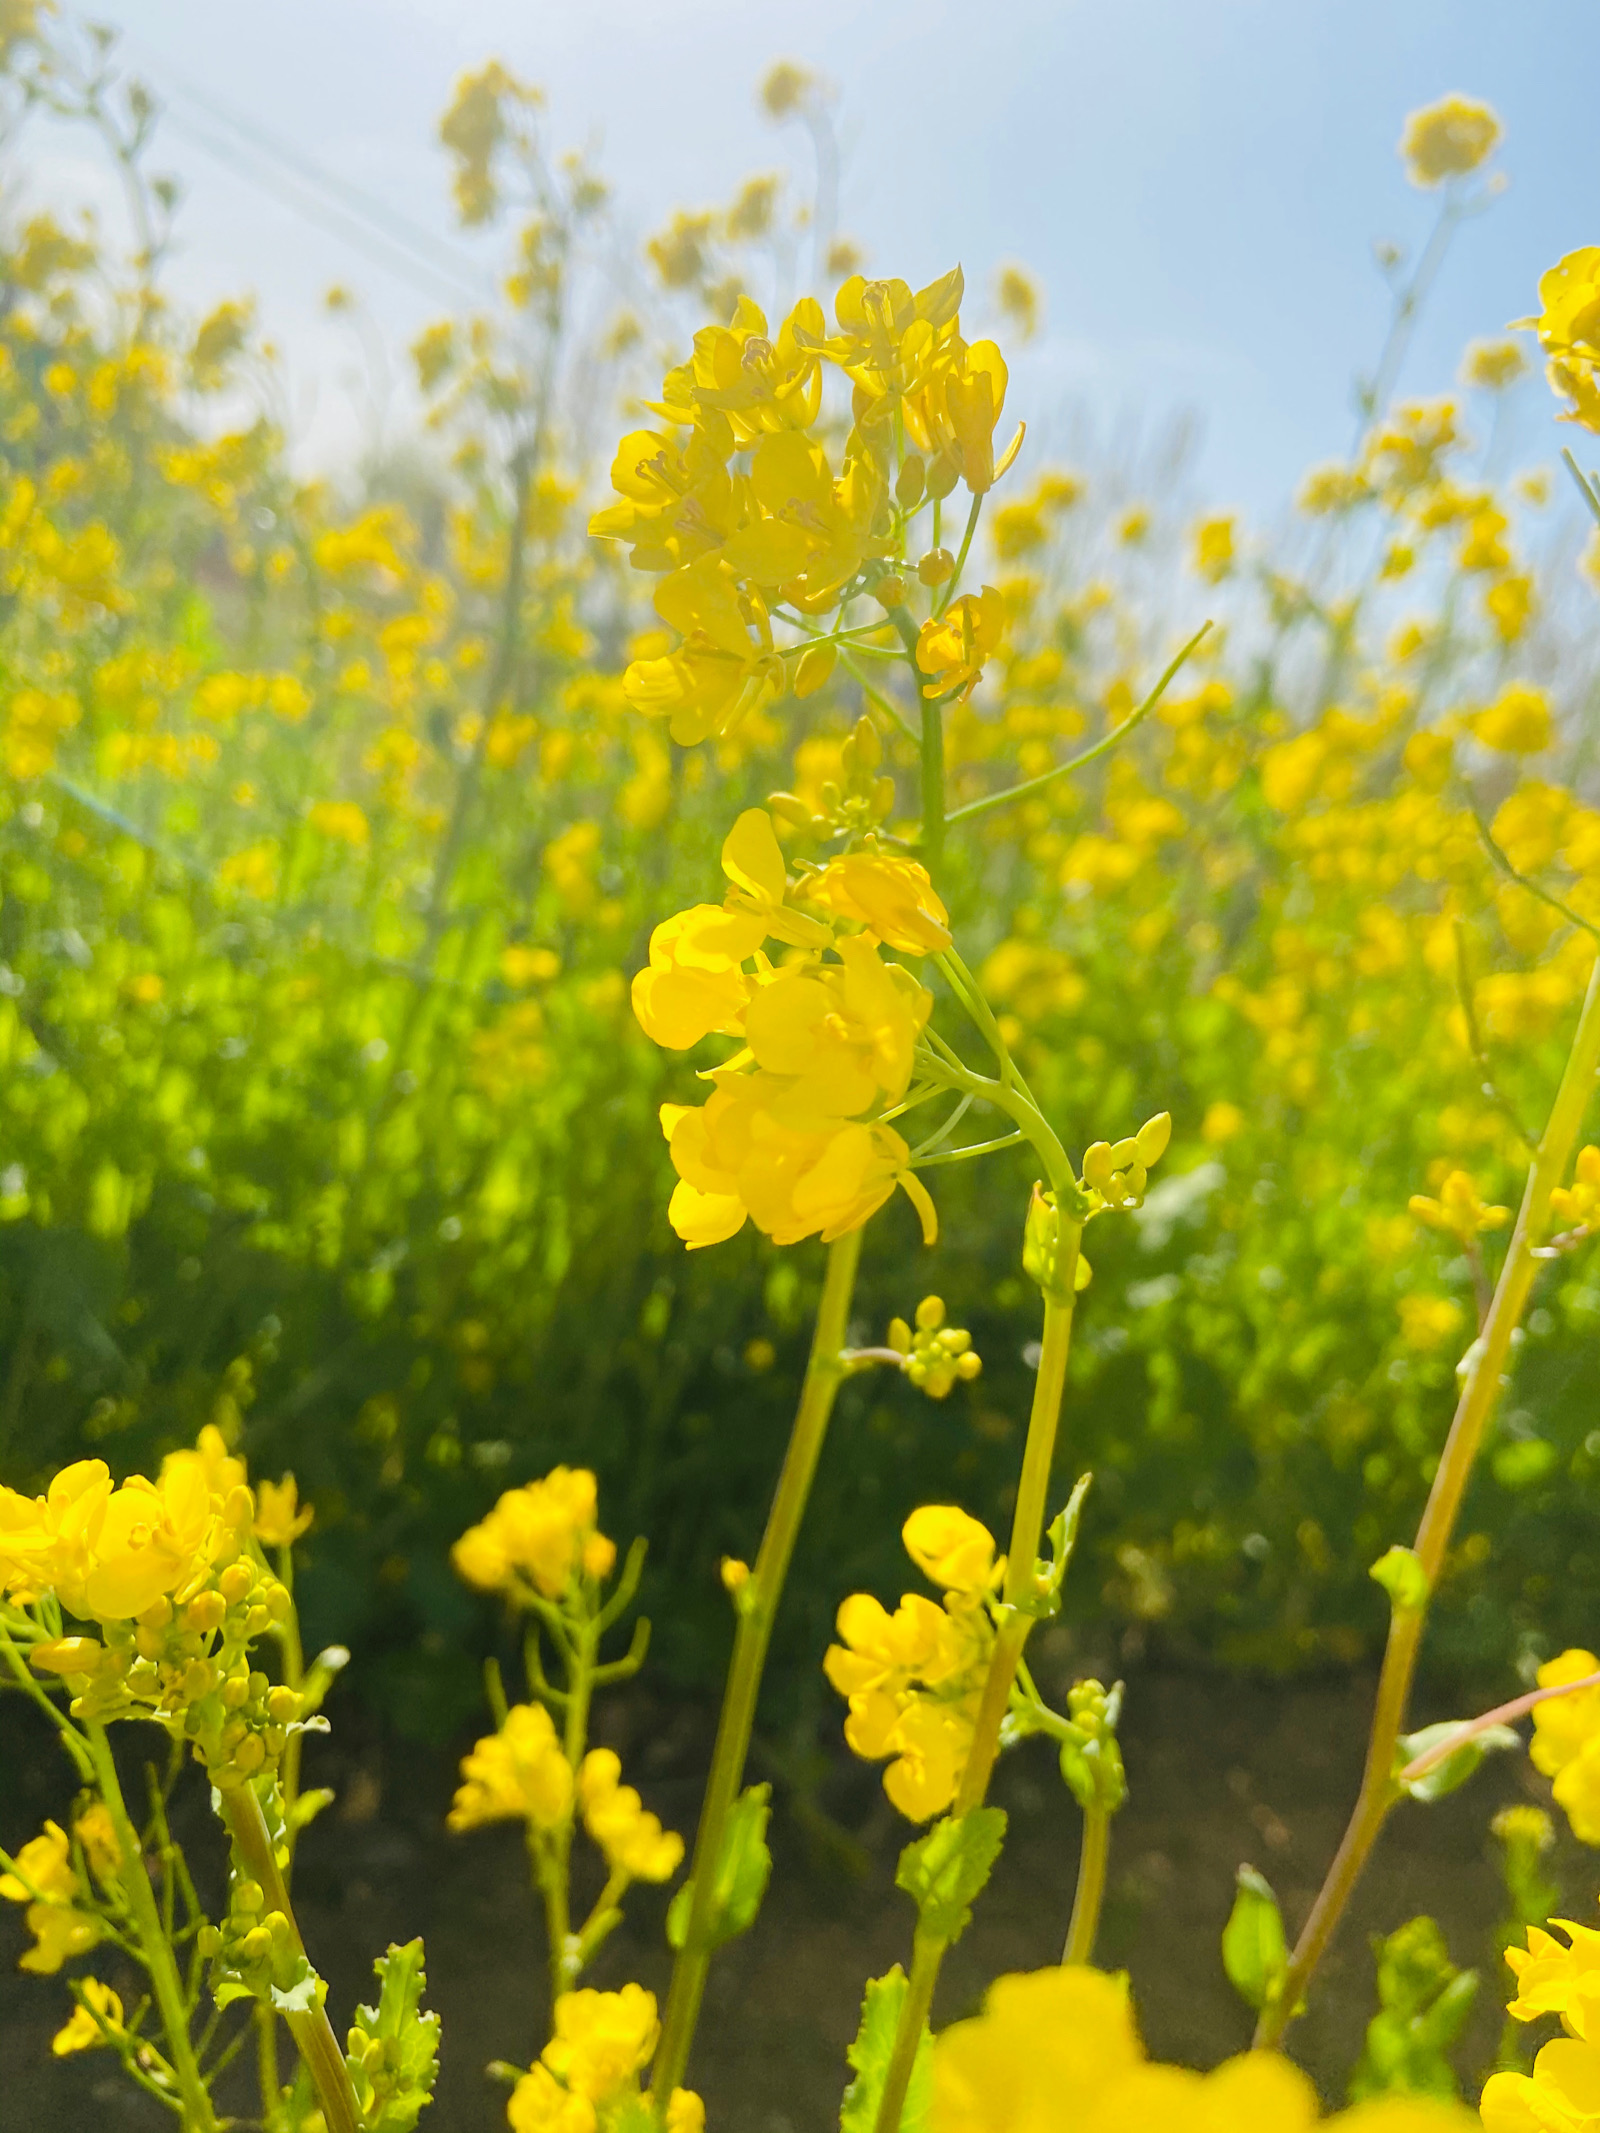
1408,1169,1510,1243
933,1966,1474,2133
887,1296,982,1399
507,1985,702,2133
0,1429,316,1787
1483,1904,1600,2132
590,269,1021,746
452,1468,618,1604
633,809,946,1249
825,1506,998,1821
1528,1648,1600,1845
449,1703,576,1832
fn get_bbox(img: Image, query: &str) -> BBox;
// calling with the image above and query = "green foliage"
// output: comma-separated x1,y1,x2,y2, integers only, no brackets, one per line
895,1806,1008,1945
1222,1864,1288,2014
840,1968,932,2133
665,1783,772,1953
1370,1544,1431,1614
344,1939,442,2133
1394,1719,1519,1802
1348,1915,1478,2102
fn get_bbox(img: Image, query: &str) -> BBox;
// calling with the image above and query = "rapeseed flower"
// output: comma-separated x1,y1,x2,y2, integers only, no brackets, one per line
1520,247,1600,433
1550,1146,1600,1236
1530,1649,1600,1845
51,1978,124,2056
452,1468,616,1603
0,1822,101,1975
1483,1902,1600,2132
448,1703,575,1833
507,1984,702,2133
1399,94,1502,188
1408,1170,1509,1242
577,1750,683,1882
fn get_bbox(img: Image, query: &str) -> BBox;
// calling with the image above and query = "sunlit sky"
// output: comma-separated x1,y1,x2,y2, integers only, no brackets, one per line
15,0,1600,512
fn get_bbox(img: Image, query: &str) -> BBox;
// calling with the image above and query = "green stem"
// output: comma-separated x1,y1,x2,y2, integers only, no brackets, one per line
652,1223,864,2103
1063,1805,1111,1965
943,622,1211,830
218,1783,362,2133
255,2003,281,2120
87,1726,219,2133
932,494,983,618
872,1264,1082,2133
920,694,945,875
1254,953,1600,2048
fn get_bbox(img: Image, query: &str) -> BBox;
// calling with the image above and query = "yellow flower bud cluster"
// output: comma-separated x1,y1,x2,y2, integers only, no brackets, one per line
0,1821,102,1975
934,1965,1474,2133
196,1875,302,2003
1079,1111,1171,1215
1550,1145,1600,1238
589,268,1021,746
507,1984,703,2133
1527,1648,1600,1847
768,713,895,840
633,809,946,1251
887,1296,982,1399
451,1467,617,1605
824,1506,998,1822
1407,1168,1511,1244
578,1749,684,1883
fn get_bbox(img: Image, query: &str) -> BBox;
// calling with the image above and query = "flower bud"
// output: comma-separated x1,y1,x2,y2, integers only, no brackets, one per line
872,574,907,609
917,547,955,587
1135,1111,1172,1165
197,1924,223,1959
221,1674,251,1710
30,1637,104,1678
926,453,960,500
184,1590,228,1635
850,713,881,771
766,791,815,829
895,455,926,508
218,1563,254,1608
887,1317,912,1357
582,1533,617,1582
232,1733,266,1776
239,1925,273,1963
1108,1137,1139,1170
794,642,837,698
138,1596,174,1631
914,1295,945,1332
233,1880,264,1915
223,1484,255,1532
260,1581,293,1623
1081,1142,1114,1192
266,1685,301,1724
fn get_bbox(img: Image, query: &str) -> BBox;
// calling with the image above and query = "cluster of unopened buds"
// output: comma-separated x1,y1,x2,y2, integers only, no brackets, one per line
1080,1111,1172,1213
768,713,896,840
198,1877,303,2000
886,1296,982,1399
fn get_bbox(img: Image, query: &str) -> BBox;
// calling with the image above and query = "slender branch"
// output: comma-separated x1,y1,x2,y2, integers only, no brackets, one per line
1399,1668,1600,1785
1561,446,1600,529
912,1130,1026,1170
932,494,983,619
1472,801,1600,945
943,623,1212,829
1063,1804,1111,1965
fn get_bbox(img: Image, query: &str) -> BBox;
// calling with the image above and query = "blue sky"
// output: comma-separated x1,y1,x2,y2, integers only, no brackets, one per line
16,0,1600,511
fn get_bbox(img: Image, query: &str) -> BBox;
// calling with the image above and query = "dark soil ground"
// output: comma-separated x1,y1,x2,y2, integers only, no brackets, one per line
2,1650,1578,2132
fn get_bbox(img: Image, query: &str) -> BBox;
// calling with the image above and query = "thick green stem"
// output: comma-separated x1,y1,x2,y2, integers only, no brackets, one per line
1064,1805,1111,1966
873,1264,1081,2133
652,1224,864,2102
1255,954,1600,2048
920,696,945,875
87,1727,219,2133
218,1783,362,2133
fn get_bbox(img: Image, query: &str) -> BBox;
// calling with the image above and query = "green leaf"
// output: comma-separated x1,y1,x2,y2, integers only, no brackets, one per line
839,1968,931,2133
1395,1722,1519,1803
894,1806,1007,1945
288,1786,336,1833
666,1784,772,1953
1369,1546,1430,1614
345,1939,441,2132
268,1962,320,2016
1222,1865,1287,2013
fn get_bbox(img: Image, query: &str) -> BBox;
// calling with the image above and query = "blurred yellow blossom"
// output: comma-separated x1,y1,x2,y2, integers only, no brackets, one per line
1399,93,1502,187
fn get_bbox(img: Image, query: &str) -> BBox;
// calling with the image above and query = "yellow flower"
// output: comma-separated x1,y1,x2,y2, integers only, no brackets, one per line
71,1803,121,1885
1461,338,1527,392
807,849,952,956
307,799,370,849
934,1965,1475,2133
1520,247,1600,433
1470,683,1553,754
578,1750,684,1882
743,935,929,1118
1397,1294,1464,1352
1551,1146,1600,1236
1529,1649,1600,1843
448,1703,575,1832
52,1978,124,2055
452,1468,612,1603
1483,1911,1600,2133
917,587,1006,701
901,1506,998,1596
254,1474,314,1548
631,905,762,1050
1192,513,1235,582
0,1822,102,1975
623,557,785,746
1399,94,1502,187
543,1983,658,2101
1407,1169,1510,1242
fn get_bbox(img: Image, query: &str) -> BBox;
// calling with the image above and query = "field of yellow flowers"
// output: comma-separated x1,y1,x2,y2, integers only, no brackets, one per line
6,7,1600,2128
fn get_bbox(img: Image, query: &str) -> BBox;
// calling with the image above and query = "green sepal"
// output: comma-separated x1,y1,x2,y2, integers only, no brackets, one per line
1019,1473,1093,1620
839,1967,931,2133
1394,1722,1519,1803
344,1938,442,2133
1222,1864,1288,2014
895,1805,1007,1945
666,1783,772,1953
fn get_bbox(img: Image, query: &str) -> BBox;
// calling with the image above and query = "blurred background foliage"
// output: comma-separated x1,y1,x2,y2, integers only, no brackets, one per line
1,8,1598,1745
